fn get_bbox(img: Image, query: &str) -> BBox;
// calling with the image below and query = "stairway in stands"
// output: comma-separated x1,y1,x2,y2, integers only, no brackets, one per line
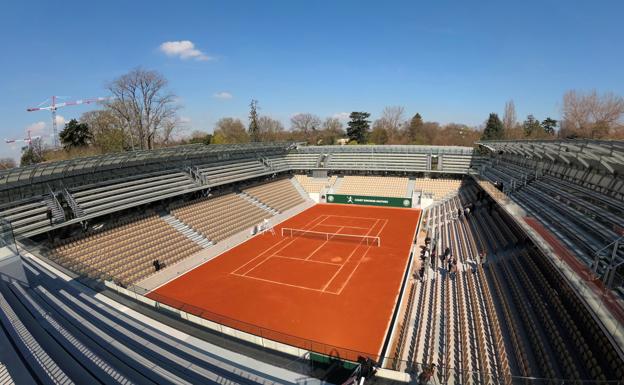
236,192,278,215
161,214,212,248
43,194,64,224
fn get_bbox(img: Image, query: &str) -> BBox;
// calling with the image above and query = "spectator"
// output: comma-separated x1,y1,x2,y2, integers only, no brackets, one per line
418,363,436,385
444,247,451,258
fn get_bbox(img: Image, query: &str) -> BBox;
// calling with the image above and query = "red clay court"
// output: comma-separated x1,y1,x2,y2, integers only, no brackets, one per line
148,203,421,360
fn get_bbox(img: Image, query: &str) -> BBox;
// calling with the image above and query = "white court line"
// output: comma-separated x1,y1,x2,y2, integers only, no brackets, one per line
305,226,345,261
324,214,382,221
320,219,380,292
230,272,338,294
313,224,370,230
233,214,328,276
334,218,389,295
272,255,342,266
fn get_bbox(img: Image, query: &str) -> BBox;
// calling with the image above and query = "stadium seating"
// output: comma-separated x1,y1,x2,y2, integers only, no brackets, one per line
402,184,624,381
49,214,201,286
0,198,54,237
171,193,273,242
0,257,286,384
327,152,429,172
336,175,409,198
294,174,337,193
243,179,305,212
197,159,270,186
281,153,322,170
483,160,624,290
72,171,199,217
414,178,462,200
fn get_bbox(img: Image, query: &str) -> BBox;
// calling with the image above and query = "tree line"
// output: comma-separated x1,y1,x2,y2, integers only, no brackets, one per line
14,68,624,167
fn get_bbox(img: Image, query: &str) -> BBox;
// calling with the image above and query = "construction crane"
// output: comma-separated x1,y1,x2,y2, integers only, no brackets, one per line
27,96,110,147
4,130,41,147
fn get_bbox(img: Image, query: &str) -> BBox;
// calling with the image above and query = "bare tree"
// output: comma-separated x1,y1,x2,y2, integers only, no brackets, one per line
321,117,343,132
257,116,285,141
106,68,179,150
0,158,16,170
562,90,624,138
503,100,517,131
290,113,321,133
379,106,405,143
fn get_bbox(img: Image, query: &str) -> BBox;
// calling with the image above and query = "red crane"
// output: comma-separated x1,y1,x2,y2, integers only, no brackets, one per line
4,130,41,147
27,96,110,147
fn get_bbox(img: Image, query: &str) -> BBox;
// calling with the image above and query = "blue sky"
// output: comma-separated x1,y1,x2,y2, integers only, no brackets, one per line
1,0,623,159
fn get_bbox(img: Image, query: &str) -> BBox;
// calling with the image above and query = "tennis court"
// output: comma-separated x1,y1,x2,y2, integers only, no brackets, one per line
148,203,421,361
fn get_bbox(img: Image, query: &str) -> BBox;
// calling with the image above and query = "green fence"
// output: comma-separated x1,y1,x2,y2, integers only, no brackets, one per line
326,194,412,208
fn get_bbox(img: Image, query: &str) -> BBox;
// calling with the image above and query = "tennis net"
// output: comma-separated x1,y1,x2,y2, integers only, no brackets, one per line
281,227,381,246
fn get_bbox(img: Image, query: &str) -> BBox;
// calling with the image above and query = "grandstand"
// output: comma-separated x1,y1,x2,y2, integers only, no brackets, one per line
294,174,337,193
0,140,623,384
336,175,410,198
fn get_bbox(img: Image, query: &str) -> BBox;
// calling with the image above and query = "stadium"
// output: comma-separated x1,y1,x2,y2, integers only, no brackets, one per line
0,140,622,384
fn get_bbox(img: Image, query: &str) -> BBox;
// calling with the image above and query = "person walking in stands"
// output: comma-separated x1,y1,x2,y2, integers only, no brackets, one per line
448,255,454,276
418,363,436,385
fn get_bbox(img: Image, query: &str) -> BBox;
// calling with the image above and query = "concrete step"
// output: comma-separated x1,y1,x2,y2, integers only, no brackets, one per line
236,192,278,215
161,214,213,248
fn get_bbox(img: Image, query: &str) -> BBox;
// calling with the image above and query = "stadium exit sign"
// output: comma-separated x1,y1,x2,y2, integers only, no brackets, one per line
326,194,412,208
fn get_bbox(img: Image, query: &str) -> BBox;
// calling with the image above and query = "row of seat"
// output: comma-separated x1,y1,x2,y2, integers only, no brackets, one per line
327,153,429,172
198,159,270,186
294,174,337,193
336,175,409,198
0,257,284,384
419,184,624,382
72,171,199,217
0,198,52,236
415,178,462,200
172,193,272,243
50,215,201,286
526,247,624,379
243,179,305,213
465,190,624,380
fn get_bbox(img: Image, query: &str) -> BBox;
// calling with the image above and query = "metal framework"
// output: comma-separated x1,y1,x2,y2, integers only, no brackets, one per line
297,144,475,155
478,139,624,175
0,142,292,192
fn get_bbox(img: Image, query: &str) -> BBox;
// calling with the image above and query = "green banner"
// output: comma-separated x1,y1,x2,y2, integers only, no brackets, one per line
326,194,412,208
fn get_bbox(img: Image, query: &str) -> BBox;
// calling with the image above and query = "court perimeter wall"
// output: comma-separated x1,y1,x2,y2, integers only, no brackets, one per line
104,280,411,382
327,194,412,208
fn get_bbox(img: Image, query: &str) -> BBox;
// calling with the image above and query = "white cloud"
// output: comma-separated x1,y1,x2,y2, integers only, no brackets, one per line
332,112,350,121
179,116,192,124
26,121,46,136
213,91,233,100
55,115,65,127
159,40,212,61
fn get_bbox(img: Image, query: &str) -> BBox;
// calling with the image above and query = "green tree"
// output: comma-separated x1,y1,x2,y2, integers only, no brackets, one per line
20,138,45,166
541,117,558,135
481,113,504,140
346,112,371,144
523,115,542,137
248,99,260,141
188,131,212,145
406,113,424,143
212,118,249,144
59,119,93,149
370,122,389,144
